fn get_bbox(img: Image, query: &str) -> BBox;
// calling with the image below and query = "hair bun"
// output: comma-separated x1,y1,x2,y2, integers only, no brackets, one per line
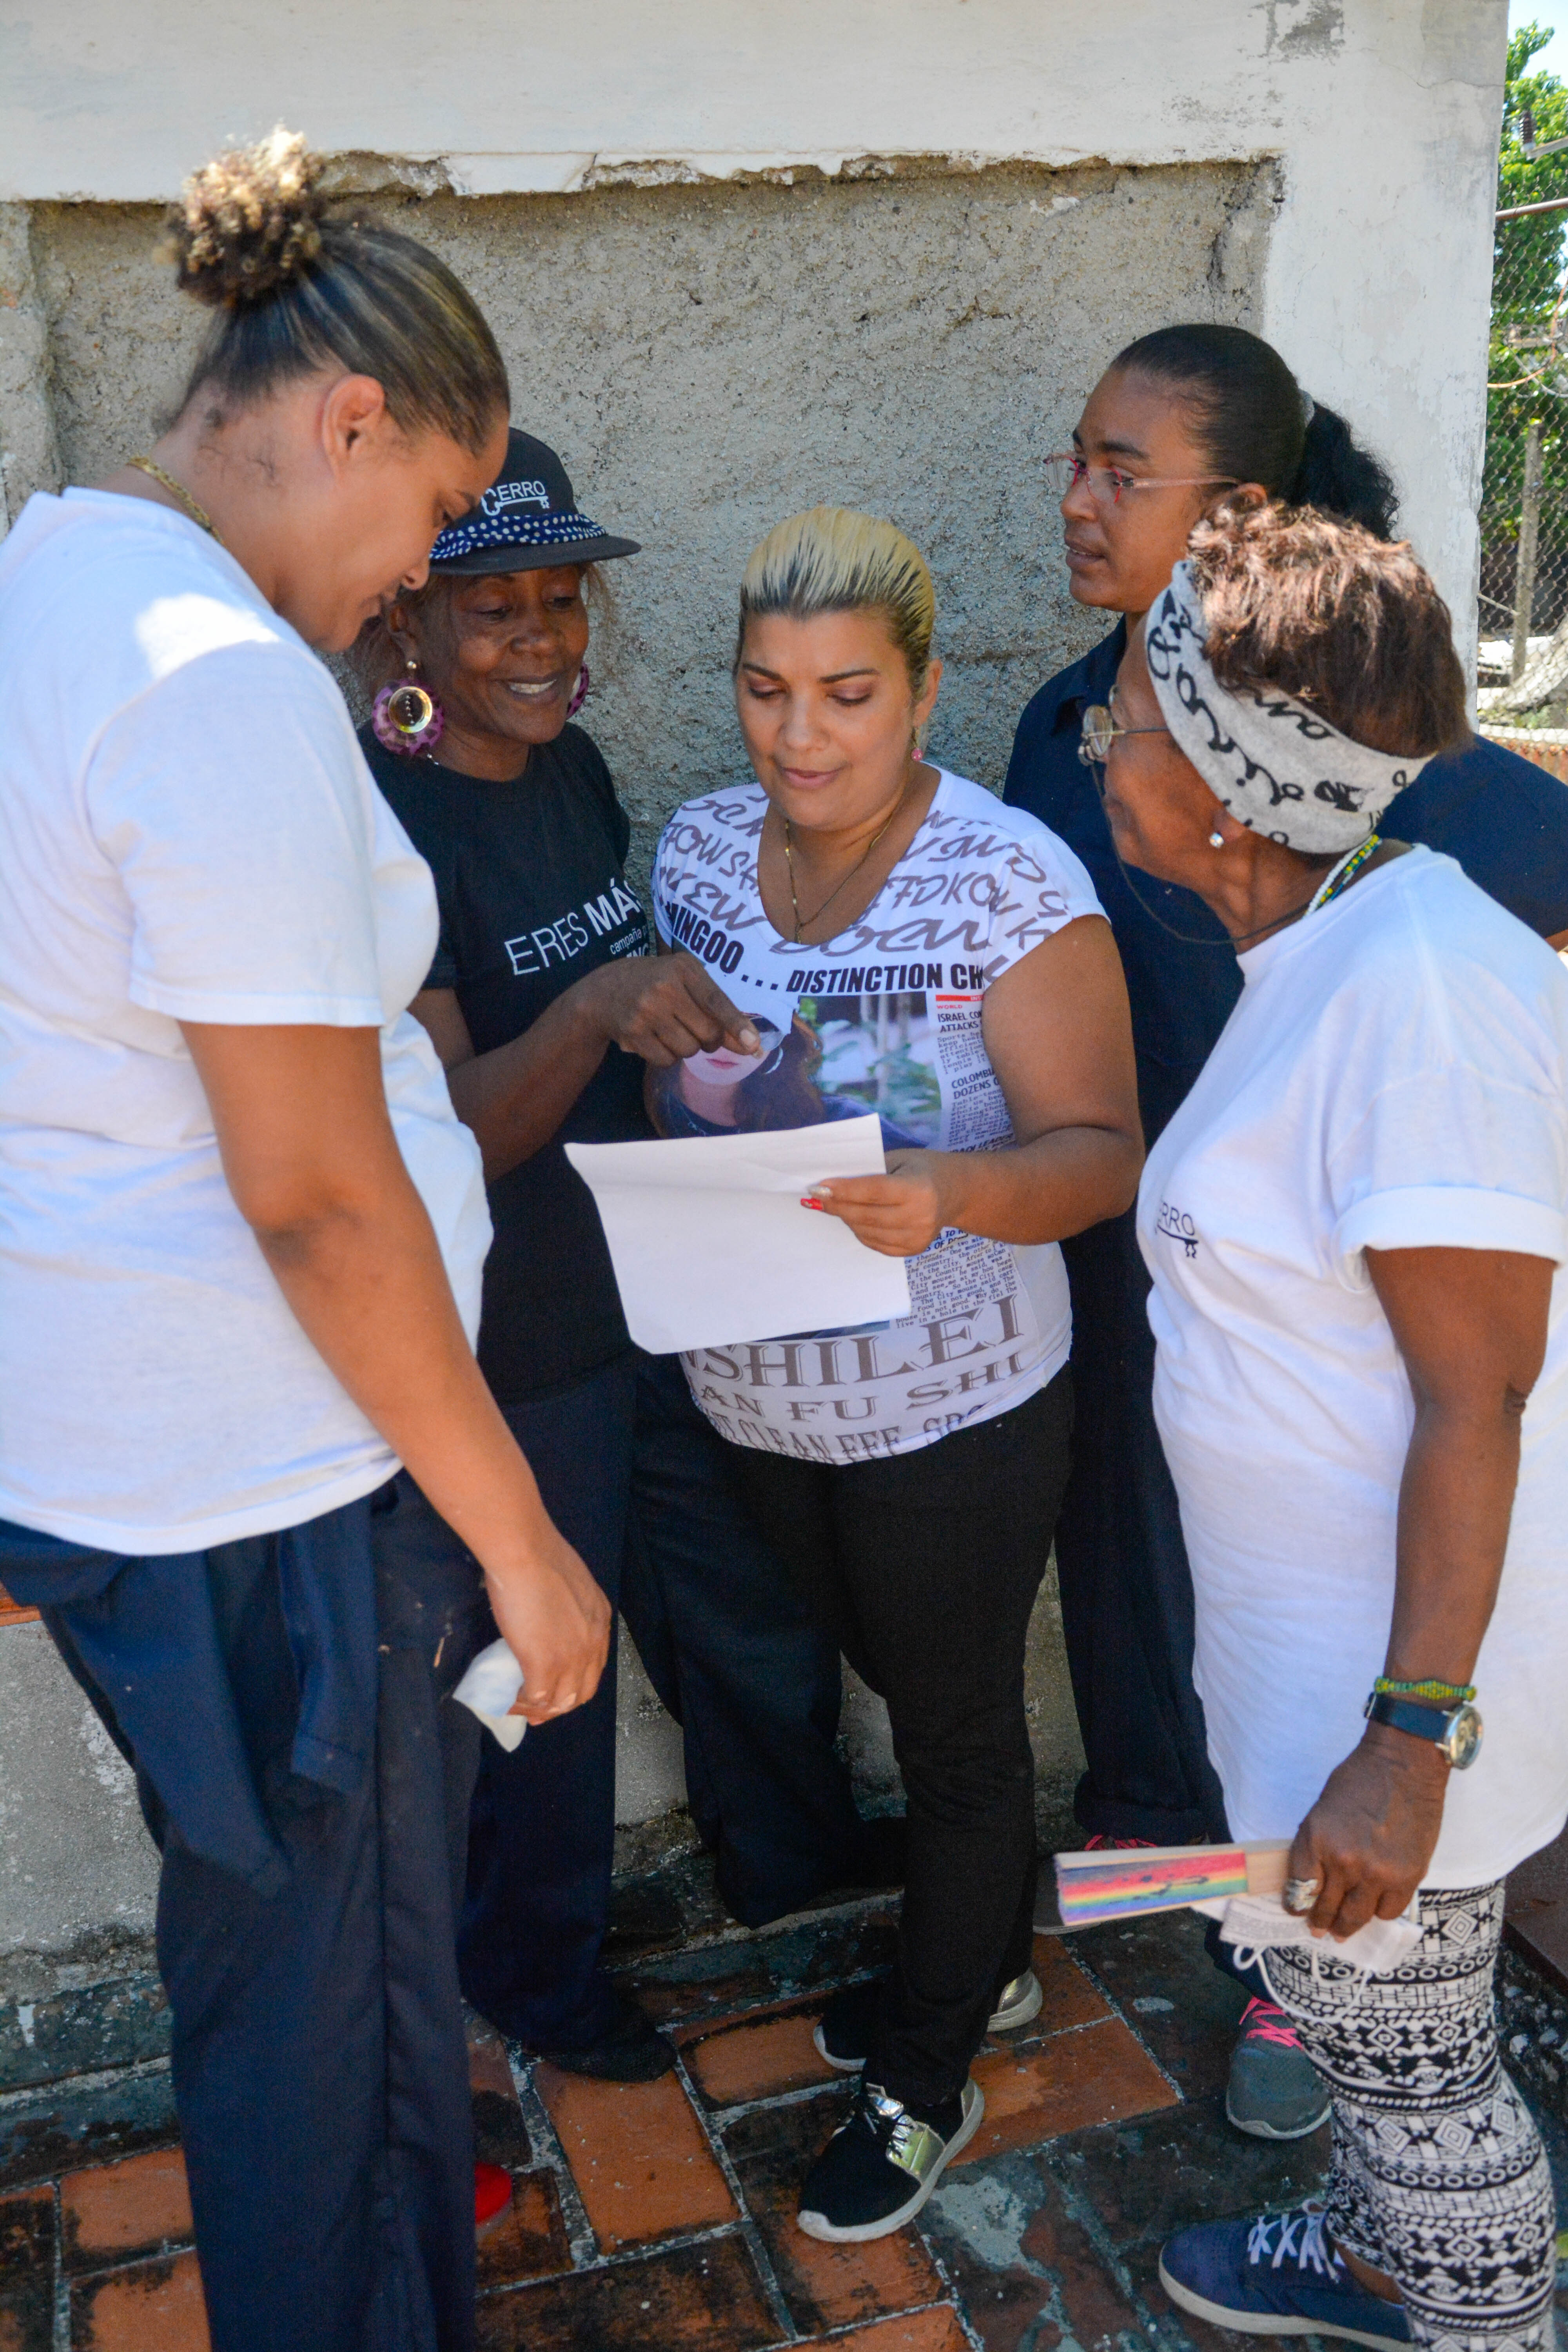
165,127,327,310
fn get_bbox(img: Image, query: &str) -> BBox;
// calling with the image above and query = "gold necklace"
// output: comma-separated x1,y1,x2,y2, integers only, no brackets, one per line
126,457,223,546
782,783,911,944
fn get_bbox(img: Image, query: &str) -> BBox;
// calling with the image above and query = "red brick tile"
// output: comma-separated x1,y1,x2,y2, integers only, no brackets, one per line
468,2018,516,2103
956,2016,1178,2166
630,1960,777,2030
468,2019,532,2168
69,2251,209,2352
1023,1934,1112,2034
62,2149,192,2271
724,2085,946,2334
822,2305,971,2352
534,2064,736,2251
0,2185,54,2352
475,2231,777,2349
685,2006,836,2107
475,2170,572,2290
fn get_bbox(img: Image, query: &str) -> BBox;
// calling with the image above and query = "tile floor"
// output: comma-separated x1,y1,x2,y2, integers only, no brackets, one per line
7,1862,1568,2352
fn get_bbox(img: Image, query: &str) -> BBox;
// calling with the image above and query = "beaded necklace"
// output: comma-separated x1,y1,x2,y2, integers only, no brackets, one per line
1305,833,1383,917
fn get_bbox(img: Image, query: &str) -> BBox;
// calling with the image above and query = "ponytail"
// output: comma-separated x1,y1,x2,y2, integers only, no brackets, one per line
165,127,508,456
1287,403,1399,541
1110,323,1399,543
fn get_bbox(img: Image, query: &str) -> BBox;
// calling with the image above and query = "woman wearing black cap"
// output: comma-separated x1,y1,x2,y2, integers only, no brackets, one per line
1004,323,1568,2146
357,432,881,2081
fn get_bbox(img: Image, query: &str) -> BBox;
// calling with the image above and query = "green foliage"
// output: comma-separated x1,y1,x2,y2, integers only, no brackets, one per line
1486,22,1568,581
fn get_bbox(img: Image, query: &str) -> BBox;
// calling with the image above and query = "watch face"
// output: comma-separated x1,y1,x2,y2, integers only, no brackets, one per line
1443,1706,1483,1771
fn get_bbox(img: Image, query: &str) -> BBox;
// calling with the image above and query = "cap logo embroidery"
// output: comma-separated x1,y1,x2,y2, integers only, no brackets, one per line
481,479,551,517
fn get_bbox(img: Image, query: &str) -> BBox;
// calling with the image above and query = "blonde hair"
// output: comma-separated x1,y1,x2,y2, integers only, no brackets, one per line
165,126,508,454
736,506,936,693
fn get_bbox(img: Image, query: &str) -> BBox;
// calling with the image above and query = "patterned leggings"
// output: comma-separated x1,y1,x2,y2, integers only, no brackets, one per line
1263,1884,1556,2352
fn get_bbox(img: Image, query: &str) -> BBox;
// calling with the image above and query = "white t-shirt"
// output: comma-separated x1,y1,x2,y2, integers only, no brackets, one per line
1138,848,1568,1887
0,491,490,1552
651,769,1103,1461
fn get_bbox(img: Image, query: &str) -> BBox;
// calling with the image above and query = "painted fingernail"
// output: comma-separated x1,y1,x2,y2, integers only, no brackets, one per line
800,1196,824,1210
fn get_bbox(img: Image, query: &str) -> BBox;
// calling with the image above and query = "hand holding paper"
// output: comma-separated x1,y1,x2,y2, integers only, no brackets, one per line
565,1114,911,1355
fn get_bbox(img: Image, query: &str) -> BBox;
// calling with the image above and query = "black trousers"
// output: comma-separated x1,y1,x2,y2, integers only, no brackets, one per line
40,1477,488,2352
1055,1207,1229,1844
734,1369,1073,2112
460,1353,869,2046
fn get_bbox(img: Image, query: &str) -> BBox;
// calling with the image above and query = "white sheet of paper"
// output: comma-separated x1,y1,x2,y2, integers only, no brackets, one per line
564,1114,911,1355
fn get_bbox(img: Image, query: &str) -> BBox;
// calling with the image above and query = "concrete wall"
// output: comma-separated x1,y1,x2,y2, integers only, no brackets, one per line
1,0,1511,664
28,159,1271,868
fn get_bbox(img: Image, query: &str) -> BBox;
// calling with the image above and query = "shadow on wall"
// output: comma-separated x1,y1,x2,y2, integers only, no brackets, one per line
31,156,1275,882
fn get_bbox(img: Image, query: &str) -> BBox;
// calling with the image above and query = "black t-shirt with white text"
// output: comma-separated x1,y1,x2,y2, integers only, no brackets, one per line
362,723,650,1403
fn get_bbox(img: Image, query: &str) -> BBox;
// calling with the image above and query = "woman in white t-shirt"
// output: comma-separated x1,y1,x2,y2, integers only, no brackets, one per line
650,508,1144,2242
0,133,609,2349
1087,501,1565,2352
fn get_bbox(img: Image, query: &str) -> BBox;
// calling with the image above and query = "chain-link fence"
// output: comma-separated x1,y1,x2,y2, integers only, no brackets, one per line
1478,43,1568,721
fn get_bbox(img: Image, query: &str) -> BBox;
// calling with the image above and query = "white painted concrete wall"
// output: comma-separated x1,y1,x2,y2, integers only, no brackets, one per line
4,0,1509,658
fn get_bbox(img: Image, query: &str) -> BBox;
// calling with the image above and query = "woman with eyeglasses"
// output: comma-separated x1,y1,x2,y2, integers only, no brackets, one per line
1004,323,1568,2147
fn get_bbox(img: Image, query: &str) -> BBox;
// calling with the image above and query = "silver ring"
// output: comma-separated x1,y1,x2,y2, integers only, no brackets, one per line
1283,1875,1321,1915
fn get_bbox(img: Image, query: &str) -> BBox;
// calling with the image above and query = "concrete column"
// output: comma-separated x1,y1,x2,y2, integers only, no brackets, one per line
0,201,62,530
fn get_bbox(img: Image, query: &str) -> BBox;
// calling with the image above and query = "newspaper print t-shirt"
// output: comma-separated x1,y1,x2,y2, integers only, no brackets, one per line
650,768,1104,1461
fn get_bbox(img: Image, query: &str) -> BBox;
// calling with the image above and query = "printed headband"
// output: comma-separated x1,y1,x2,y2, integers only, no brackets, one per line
1143,562,1430,852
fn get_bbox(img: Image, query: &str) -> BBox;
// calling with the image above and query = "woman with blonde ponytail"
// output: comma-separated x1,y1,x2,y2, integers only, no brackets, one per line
0,131,604,2349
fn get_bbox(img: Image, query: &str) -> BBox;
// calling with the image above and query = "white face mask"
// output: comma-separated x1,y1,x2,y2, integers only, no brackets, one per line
1145,561,1432,854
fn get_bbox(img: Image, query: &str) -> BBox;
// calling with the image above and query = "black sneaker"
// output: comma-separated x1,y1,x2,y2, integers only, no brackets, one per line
813,1969,1042,2074
530,1986,675,2083
798,2076,984,2242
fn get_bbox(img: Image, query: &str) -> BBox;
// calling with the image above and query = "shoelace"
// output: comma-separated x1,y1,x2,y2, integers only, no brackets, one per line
853,2083,944,2179
1240,1997,1305,2053
1246,2208,1339,2279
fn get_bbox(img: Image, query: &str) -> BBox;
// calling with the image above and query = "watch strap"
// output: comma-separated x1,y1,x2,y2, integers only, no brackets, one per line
1365,1689,1455,1744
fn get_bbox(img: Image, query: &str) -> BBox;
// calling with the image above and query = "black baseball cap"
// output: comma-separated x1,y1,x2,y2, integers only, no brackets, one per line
429,428,641,574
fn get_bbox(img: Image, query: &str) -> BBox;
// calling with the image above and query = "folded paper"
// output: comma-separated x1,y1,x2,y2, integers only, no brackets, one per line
564,1115,911,1355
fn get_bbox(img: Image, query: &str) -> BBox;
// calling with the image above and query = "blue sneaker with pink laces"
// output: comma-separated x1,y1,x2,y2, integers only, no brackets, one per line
1160,2205,1411,2348
1227,1996,1331,2140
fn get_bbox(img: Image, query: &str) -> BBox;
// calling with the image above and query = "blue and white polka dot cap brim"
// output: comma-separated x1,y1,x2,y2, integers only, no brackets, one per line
429,508,640,572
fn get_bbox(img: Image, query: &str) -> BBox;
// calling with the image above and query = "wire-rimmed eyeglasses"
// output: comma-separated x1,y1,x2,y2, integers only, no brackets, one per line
1044,453,1239,506
1077,703,1172,766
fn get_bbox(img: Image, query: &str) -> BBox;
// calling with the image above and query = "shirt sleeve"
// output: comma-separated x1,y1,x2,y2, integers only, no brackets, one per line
88,642,388,1026
1388,738,1568,940
649,818,675,947
1329,1064,1568,1281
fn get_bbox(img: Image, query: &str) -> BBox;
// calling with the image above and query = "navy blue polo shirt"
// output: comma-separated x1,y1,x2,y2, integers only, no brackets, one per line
1004,621,1568,1142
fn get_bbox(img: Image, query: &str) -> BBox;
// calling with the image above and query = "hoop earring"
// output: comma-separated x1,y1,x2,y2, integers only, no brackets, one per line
567,663,590,719
372,658,445,759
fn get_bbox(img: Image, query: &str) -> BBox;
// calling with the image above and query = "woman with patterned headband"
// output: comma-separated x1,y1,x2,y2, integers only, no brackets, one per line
1091,500,1567,2352
1005,321,1568,2146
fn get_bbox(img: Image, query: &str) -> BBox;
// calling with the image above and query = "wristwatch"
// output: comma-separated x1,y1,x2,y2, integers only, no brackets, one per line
1364,1688,1483,1769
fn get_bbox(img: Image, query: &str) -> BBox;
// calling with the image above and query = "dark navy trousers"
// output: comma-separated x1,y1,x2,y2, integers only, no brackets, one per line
1054,1205,1231,1846
13,1478,488,2352
458,1350,868,2048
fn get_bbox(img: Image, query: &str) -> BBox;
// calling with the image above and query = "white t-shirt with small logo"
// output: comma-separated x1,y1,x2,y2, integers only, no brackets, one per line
1139,848,1568,1887
0,490,491,1552
651,769,1103,1461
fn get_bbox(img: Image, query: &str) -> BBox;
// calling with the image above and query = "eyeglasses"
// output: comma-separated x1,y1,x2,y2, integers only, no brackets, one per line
1078,704,1171,765
1044,454,1239,507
